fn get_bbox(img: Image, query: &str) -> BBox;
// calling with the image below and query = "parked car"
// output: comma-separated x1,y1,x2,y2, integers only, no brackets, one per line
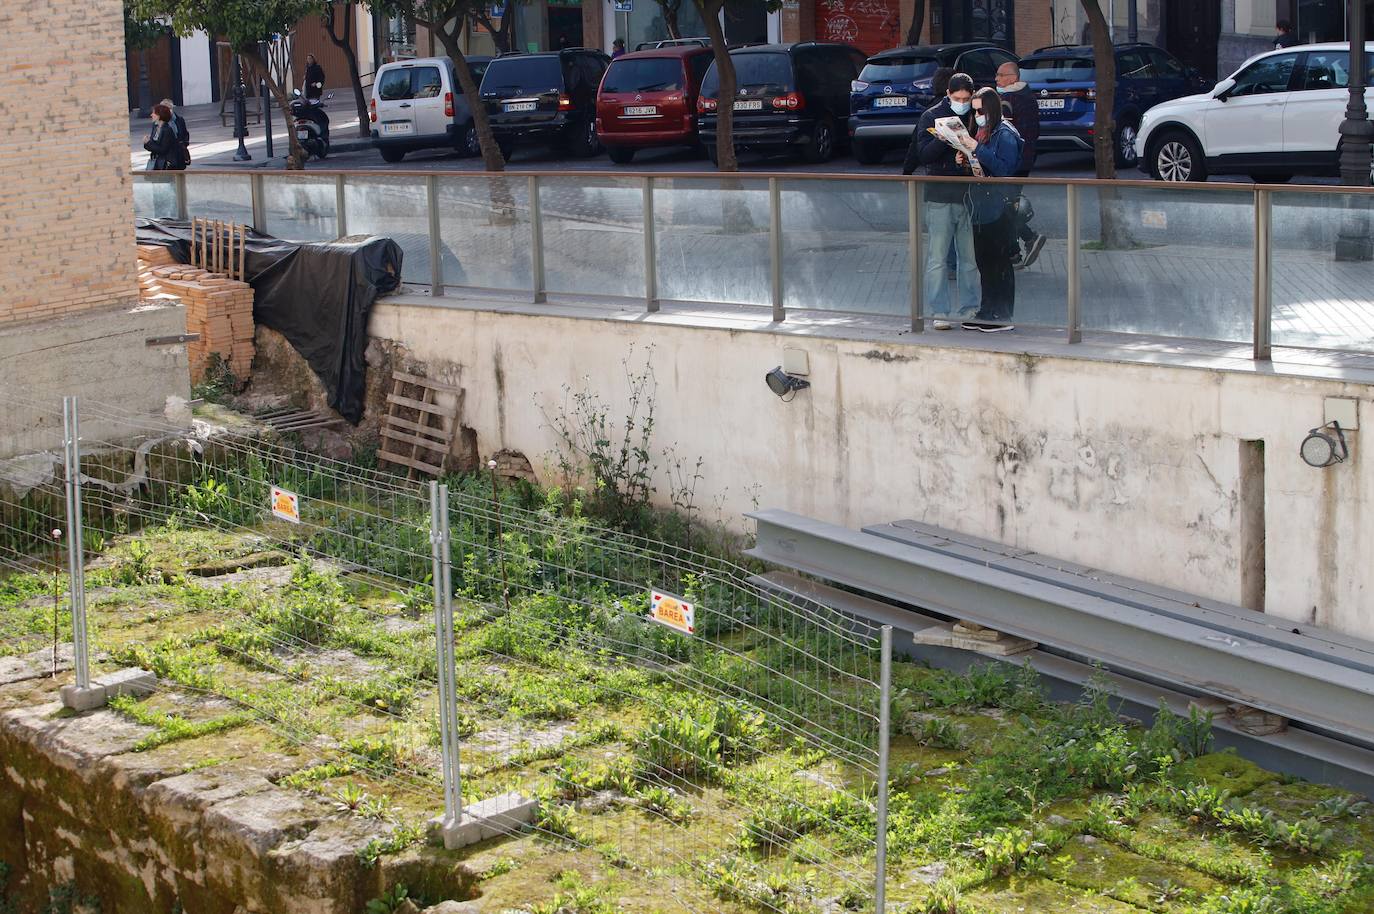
848,42,1018,165
596,45,714,163
1019,42,1210,167
479,49,610,160
1137,42,1374,182
697,42,867,164
370,56,492,163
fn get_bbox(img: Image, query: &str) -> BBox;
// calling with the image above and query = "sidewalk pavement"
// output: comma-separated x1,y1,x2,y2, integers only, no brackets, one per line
129,100,367,170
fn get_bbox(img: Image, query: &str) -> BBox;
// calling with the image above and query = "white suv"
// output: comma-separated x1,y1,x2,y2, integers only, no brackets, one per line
1135,42,1374,182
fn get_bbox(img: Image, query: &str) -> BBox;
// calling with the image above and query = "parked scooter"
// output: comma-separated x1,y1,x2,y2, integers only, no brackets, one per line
291,89,331,161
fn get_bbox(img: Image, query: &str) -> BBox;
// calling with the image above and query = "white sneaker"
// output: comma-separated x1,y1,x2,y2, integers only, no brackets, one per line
931,319,952,330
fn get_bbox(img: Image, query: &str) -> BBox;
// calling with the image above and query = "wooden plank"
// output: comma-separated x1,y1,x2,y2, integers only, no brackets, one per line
386,393,458,417
383,414,451,440
377,449,444,476
380,427,451,455
390,370,461,393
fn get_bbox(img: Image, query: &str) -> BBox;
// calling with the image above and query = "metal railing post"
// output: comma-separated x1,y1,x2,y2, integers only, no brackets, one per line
875,624,892,913
644,176,658,312
430,482,461,826
62,397,89,691
769,177,785,322
1066,184,1082,343
250,173,266,234
428,175,443,297
1253,188,1273,361
175,173,188,222
529,175,546,303
336,174,348,239
908,181,924,333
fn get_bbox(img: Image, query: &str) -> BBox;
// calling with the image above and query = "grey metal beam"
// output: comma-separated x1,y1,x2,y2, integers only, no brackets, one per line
746,509,1374,750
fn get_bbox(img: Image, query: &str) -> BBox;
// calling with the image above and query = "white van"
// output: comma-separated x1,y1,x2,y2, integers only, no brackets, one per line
370,56,493,163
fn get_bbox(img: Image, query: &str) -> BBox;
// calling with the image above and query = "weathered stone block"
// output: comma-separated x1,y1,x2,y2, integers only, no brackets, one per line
59,668,156,711
430,792,538,850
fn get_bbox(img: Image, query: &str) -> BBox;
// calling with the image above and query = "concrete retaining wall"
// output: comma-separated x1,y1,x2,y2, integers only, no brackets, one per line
365,299,1373,641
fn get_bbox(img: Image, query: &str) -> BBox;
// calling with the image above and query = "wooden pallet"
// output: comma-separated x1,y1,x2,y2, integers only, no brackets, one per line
378,371,463,479
190,217,248,281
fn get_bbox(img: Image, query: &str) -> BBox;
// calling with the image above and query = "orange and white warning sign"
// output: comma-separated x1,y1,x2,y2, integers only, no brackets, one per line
270,486,301,524
648,590,695,636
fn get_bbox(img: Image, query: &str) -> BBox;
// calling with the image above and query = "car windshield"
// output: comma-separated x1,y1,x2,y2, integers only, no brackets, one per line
701,52,794,96
481,56,562,91
859,56,939,83
1022,57,1095,82
601,58,684,93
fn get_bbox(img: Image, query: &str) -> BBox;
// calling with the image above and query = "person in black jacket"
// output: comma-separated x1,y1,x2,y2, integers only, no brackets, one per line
304,54,326,101
143,104,180,171
995,61,1045,267
161,98,191,168
902,72,980,328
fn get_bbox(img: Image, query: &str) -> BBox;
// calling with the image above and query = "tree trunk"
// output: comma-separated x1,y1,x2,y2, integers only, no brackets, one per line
240,45,304,170
324,3,372,139
665,2,682,40
473,9,511,53
431,25,507,172
1079,0,1116,180
905,0,926,46
700,1,738,172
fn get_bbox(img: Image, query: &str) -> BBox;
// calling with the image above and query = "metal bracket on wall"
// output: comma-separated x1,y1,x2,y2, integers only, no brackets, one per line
145,333,202,346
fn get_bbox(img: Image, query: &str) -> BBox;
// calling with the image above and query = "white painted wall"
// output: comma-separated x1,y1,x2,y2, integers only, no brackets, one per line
366,301,1374,642
180,31,213,105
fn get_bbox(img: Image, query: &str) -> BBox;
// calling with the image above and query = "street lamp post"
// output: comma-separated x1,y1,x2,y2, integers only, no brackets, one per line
232,53,252,162
1337,0,1372,260
259,41,274,160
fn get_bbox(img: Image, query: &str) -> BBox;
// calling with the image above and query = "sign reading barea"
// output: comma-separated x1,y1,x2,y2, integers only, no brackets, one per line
648,590,694,635
270,486,301,524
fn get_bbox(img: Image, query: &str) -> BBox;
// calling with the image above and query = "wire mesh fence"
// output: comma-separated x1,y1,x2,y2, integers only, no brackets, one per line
0,390,893,913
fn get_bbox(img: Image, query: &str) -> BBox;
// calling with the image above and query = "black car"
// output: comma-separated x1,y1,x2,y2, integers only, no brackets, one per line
1019,42,1210,167
697,42,868,164
849,42,1018,165
479,49,611,159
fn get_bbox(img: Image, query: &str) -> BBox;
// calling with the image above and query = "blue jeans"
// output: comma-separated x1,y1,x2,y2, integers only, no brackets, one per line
924,201,980,318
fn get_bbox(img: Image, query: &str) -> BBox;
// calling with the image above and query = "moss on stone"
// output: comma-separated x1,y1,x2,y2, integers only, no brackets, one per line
1172,750,1281,796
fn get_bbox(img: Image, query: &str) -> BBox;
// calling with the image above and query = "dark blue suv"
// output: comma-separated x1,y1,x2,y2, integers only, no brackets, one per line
1019,42,1210,167
848,42,1017,165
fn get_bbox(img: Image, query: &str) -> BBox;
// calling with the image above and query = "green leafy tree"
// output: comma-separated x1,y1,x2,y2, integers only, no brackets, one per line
133,0,319,168
694,0,782,172
367,0,507,171
323,2,371,138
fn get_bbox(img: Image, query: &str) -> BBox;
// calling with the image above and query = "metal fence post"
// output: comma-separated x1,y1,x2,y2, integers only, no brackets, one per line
430,482,461,826
644,176,659,312
336,174,348,239
250,173,266,234
875,624,892,913
769,177,785,322
61,397,90,691
175,172,188,222
1253,188,1273,361
908,182,924,333
529,175,546,303
1066,184,1082,344
428,175,444,297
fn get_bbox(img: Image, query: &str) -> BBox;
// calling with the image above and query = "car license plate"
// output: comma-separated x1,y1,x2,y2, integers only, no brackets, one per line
623,105,658,116
1037,98,1066,109
504,101,537,113
734,99,762,111
874,96,907,108
381,121,412,135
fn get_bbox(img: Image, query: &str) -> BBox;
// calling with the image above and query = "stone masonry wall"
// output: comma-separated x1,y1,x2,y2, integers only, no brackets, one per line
0,0,139,326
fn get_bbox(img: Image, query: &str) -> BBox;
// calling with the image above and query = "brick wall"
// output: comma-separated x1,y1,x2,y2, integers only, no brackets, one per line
0,0,138,327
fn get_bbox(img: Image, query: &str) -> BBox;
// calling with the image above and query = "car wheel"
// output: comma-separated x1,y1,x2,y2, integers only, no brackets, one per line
462,124,480,157
606,145,636,164
1151,131,1207,182
568,120,600,158
852,138,884,166
801,119,835,164
380,147,405,164
1114,120,1139,168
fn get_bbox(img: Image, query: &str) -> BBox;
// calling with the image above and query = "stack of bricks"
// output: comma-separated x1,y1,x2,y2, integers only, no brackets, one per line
136,246,255,384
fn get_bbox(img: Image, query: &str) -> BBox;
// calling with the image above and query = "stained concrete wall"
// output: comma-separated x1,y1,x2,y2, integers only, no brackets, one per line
366,298,1373,641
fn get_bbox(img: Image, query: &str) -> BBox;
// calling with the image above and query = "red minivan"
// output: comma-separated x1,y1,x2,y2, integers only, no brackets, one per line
595,46,714,163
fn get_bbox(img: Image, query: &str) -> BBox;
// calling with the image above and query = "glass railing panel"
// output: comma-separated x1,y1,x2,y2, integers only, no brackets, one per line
539,176,645,298
1270,189,1374,353
133,174,178,220
344,177,431,284
654,177,771,306
261,175,338,241
436,175,533,292
183,174,253,224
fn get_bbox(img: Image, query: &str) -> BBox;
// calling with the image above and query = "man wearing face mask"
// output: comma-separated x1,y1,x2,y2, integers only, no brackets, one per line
903,72,979,328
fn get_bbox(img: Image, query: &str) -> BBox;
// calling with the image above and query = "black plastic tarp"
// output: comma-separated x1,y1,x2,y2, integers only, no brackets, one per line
136,219,402,424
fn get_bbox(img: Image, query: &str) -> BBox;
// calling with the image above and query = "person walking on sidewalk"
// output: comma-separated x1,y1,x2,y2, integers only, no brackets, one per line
995,62,1045,269
612,38,627,58
304,54,326,101
902,72,979,329
959,88,1024,332
160,98,191,167
143,104,182,171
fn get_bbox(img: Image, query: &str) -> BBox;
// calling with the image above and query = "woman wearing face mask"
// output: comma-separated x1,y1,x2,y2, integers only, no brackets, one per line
957,88,1023,332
